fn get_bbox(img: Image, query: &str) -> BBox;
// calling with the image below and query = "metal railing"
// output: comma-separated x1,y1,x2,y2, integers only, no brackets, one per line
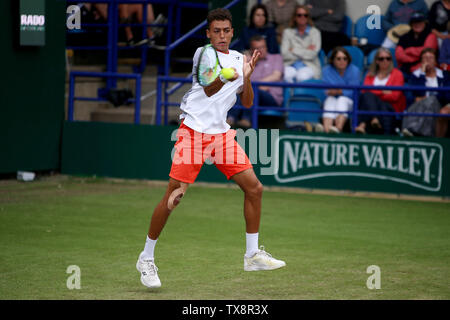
66,0,176,79
68,71,142,124
155,76,450,133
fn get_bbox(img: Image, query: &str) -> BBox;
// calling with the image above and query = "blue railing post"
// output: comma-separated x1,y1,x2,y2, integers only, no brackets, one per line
135,74,142,124
137,0,149,73
352,88,360,134
155,76,162,125
106,0,118,90
252,85,259,129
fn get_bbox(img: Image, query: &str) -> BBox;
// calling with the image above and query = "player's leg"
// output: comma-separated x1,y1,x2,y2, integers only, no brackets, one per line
148,178,188,241
231,168,286,271
231,168,262,234
137,178,189,289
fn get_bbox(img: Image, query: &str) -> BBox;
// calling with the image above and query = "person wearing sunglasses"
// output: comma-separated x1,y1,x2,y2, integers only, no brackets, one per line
356,48,406,135
281,5,322,83
318,47,361,133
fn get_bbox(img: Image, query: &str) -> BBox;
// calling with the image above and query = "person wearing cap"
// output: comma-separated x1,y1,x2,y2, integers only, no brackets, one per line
381,0,429,49
395,12,438,75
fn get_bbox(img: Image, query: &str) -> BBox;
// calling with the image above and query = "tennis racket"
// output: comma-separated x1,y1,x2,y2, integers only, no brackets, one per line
196,44,223,86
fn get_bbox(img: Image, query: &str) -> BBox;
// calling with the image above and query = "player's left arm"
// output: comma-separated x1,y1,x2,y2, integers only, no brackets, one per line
239,50,261,108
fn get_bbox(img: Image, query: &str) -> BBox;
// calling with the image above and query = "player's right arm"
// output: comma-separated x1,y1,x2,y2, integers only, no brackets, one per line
203,70,238,97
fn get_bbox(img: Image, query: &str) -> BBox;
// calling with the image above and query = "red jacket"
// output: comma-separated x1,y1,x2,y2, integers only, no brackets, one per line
363,68,407,113
395,33,438,72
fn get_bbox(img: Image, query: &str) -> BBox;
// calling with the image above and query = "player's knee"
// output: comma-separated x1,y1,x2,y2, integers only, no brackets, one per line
247,181,263,199
167,182,188,211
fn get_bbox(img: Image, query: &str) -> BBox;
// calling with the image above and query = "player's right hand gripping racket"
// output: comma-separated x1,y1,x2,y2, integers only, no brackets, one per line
196,44,223,86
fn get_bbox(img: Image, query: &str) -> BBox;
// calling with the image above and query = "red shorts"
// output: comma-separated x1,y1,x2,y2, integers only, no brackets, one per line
169,122,253,184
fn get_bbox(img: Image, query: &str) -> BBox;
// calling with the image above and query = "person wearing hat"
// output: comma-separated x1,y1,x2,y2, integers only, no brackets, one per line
395,12,438,74
381,0,429,49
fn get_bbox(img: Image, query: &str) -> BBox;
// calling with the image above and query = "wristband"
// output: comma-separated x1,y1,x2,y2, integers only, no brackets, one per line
219,74,229,84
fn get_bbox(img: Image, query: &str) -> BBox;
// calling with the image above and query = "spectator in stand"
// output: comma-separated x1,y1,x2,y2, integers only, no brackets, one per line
281,5,322,83
381,0,429,49
119,3,158,46
402,48,450,137
396,13,438,75
236,3,280,54
265,0,298,45
85,2,161,47
428,0,450,47
305,0,350,54
356,48,406,135
227,36,284,128
318,47,361,134
440,29,450,71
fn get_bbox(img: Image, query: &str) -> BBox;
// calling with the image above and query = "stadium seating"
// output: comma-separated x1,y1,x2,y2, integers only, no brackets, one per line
341,15,353,39
285,79,326,126
354,15,386,46
318,49,327,67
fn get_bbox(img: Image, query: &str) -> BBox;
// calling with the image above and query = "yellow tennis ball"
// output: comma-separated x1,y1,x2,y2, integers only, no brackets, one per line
221,68,235,80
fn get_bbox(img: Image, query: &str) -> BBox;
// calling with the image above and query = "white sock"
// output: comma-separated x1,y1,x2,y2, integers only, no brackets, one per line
245,232,259,258
141,236,157,260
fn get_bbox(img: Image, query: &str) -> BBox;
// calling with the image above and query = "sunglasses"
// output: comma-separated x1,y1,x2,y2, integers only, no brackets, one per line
335,57,348,61
377,56,392,61
296,13,309,18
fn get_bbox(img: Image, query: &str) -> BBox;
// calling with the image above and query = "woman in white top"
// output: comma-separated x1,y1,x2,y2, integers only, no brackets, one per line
281,5,322,83
356,48,406,135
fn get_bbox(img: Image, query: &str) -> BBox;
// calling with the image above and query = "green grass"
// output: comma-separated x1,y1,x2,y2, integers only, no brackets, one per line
0,176,449,300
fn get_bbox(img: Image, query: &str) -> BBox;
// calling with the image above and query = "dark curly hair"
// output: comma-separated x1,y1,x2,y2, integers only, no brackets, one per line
207,8,233,29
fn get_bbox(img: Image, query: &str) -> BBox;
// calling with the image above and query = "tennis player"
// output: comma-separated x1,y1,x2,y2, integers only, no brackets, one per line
136,8,285,289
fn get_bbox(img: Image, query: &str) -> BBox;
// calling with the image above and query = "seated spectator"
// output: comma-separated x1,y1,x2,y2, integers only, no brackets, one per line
318,47,361,133
227,35,284,128
87,2,162,47
281,5,322,83
119,3,157,46
356,48,406,135
440,21,450,70
305,0,350,54
396,13,438,75
428,0,450,47
440,37,450,71
381,0,429,49
265,0,298,44
402,48,450,137
236,3,280,54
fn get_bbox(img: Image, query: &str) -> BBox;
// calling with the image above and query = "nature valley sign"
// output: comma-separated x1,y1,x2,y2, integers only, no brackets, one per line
274,135,443,192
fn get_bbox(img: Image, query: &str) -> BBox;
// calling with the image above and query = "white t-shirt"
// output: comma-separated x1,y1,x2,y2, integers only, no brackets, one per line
374,75,389,86
412,67,443,97
179,47,244,134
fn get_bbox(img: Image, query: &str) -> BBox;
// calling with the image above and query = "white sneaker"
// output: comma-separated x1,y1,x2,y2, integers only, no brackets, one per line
136,255,161,288
329,126,340,134
314,123,324,133
244,246,286,271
